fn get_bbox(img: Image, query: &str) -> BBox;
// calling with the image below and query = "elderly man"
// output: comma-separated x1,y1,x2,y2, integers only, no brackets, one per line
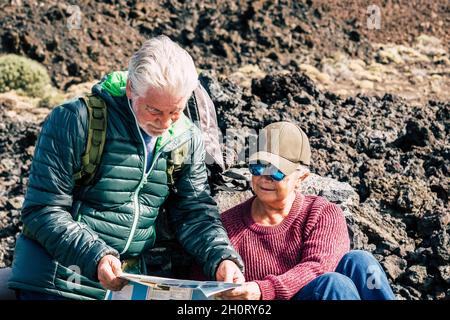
8,35,244,300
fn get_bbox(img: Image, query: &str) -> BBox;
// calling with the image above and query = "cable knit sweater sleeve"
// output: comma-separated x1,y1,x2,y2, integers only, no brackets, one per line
255,201,350,300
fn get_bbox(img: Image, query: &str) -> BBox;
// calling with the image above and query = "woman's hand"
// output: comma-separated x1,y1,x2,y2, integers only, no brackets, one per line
220,281,262,300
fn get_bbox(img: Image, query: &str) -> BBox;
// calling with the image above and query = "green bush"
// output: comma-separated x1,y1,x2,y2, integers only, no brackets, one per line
0,54,51,98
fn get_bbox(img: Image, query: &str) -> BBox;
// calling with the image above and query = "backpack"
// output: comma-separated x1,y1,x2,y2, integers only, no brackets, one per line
72,84,226,278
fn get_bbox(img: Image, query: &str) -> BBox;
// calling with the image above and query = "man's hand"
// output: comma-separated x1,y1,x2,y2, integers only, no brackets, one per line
215,260,245,284
220,281,262,300
97,255,128,291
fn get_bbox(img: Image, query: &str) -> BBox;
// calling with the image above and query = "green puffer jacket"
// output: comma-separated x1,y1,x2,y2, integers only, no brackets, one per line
8,71,244,300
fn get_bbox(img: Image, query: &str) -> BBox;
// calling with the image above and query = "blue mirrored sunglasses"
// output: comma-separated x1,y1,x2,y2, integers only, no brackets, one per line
248,163,286,181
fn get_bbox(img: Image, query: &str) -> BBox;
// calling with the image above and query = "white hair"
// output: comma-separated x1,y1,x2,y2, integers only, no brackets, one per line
128,35,198,100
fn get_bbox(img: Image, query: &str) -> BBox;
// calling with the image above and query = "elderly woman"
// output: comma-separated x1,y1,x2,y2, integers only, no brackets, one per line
219,122,395,300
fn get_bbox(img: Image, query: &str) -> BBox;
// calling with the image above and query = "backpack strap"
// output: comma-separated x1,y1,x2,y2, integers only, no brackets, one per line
166,141,190,192
73,94,107,186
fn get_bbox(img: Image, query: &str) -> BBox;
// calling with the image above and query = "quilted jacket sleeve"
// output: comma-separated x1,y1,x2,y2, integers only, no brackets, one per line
20,100,119,281
165,127,244,280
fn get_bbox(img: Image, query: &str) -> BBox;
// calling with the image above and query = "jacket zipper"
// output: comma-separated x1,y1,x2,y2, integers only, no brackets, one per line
120,99,148,255
120,126,146,255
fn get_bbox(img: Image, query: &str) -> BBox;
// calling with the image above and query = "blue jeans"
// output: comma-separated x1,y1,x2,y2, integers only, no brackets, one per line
292,250,395,300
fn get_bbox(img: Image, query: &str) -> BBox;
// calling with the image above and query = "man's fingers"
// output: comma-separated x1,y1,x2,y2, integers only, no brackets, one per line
99,264,116,283
234,270,245,284
111,259,124,277
222,263,240,283
109,278,128,291
98,260,127,291
100,277,126,291
223,272,234,283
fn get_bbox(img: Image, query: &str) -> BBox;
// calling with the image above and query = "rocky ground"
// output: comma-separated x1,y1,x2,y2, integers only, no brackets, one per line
1,0,448,102
0,0,449,299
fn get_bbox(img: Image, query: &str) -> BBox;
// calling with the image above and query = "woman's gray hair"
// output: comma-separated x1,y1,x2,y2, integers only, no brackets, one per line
128,35,198,100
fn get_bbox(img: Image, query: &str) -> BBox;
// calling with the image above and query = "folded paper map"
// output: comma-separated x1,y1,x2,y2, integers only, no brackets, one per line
105,273,241,300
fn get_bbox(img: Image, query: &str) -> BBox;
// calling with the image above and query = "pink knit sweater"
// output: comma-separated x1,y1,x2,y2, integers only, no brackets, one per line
221,192,350,300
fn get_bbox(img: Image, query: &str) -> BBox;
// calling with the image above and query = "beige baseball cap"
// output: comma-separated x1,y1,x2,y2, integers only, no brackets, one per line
249,122,311,175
